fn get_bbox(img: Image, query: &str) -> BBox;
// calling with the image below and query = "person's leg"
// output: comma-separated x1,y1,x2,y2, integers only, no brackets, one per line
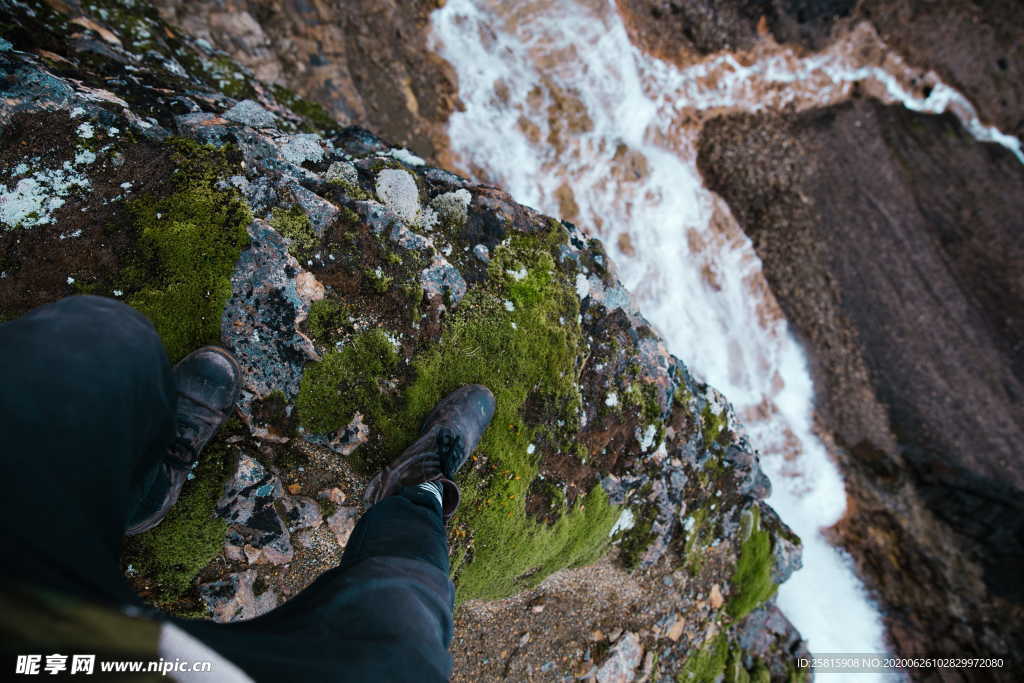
176,484,455,681
174,385,495,681
0,295,176,605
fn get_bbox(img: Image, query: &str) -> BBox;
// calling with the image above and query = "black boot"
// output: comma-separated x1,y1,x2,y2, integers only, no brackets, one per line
125,346,242,535
364,384,495,519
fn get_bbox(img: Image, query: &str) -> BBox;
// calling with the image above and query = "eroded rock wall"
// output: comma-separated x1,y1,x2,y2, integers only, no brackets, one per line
697,99,1024,669
616,0,1023,137
151,0,458,163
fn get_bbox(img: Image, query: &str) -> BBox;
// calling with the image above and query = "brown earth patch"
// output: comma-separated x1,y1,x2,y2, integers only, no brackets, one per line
0,112,173,319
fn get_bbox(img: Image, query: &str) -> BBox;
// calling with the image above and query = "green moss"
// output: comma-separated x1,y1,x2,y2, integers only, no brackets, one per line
786,660,809,683
328,178,373,202
305,298,351,347
727,506,777,620
683,506,715,574
701,404,729,446
750,661,771,683
271,85,341,134
364,267,394,294
618,500,658,571
392,231,616,600
293,228,617,599
625,380,662,423
678,633,729,683
121,442,232,606
725,648,751,683
207,55,255,99
122,139,251,362
270,206,316,258
296,328,399,435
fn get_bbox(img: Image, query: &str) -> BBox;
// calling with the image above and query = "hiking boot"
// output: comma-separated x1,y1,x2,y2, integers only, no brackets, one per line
125,346,242,535
364,384,495,520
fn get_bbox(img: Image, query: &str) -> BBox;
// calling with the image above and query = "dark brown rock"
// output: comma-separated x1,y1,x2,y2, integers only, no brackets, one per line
616,0,1023,136
697,100,1024,670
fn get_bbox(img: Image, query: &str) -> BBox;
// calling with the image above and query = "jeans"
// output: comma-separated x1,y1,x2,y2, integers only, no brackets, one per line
0,296,454,681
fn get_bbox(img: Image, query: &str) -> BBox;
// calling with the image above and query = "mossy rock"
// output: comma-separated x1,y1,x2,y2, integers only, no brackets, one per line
122,441,233,609
120,139,251,362
678,633,729,682
726,506,777,620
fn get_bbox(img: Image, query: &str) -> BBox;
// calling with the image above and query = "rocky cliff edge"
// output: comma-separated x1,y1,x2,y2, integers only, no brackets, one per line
1,1,805,679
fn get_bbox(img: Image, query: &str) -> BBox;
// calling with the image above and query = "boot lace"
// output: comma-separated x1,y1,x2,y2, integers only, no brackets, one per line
166,391,226,470
436,427,465,479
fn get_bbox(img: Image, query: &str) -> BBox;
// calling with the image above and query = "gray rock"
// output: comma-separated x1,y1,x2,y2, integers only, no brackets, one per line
327,507,360,547
199,569,278,623
325,160,359,185
279,133,326,166
375,168,420,223
430,188,472,227
281,496,323,533
223,99,277,128
174,112,229,146
282,181,339,236
221,219,319,401
420,256,467,306
596,631,644,683
725,444,771,500
216,453,294,565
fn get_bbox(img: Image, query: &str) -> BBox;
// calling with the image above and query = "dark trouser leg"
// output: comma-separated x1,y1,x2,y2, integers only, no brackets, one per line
178,486,455,682
0,296,176,605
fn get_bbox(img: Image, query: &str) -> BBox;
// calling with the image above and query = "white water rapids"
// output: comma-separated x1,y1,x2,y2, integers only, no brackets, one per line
429,0,1024,669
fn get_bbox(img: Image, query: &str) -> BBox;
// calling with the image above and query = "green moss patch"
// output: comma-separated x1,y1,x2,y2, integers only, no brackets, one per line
269,206,316,258
701,404,729,447
271,85,341,134
678,633,729,682
683,506,715,575
726,506,777,620
305,298,352,348
618,499,658,570
394,234,617,599
121,139,251,362
296,229,618,600
122,441,233,607
296,328,399,435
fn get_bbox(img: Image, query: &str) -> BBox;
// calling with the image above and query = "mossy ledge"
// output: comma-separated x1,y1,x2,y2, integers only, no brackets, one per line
297,231,620,600
120,139,251,362
1,1,806,675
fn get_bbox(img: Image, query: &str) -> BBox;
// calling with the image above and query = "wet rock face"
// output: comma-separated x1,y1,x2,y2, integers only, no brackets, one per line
697,100,1024,663
617,0,1023,136
152,0,458,163
615,0,856,59
2,0,804,677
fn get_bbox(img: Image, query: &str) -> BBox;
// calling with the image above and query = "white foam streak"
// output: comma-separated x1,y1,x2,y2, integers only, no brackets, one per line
428,0,1024,664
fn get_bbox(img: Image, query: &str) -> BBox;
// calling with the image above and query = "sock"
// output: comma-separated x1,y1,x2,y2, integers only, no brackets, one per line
416,480,443,507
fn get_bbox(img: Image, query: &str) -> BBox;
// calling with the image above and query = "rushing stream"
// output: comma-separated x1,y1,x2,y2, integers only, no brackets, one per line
430,0,1023,666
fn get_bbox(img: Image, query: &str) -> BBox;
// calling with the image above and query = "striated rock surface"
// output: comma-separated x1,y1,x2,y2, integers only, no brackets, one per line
1,0,806,679
698,100,1024,670
616,0,1023,136
152,0,458,163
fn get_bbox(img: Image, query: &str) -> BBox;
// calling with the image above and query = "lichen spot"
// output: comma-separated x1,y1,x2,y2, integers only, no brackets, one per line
375,169,420,224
